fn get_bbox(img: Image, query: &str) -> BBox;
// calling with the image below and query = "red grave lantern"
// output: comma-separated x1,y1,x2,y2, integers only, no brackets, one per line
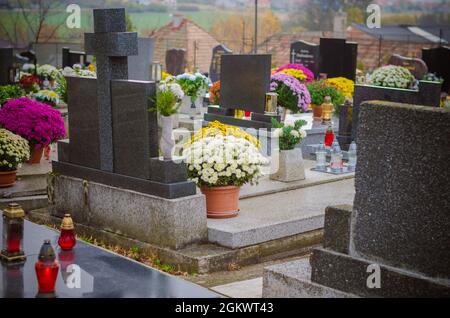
0,203,26,263
58,214,76,251
35,240,59,296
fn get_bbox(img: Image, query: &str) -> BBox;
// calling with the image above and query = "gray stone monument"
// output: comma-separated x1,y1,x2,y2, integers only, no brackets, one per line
263,101,450,297
388,53,428,80
62,47,88,68
51,8,205,250
165,48,186,76
209,44,232,82
128,38,155,81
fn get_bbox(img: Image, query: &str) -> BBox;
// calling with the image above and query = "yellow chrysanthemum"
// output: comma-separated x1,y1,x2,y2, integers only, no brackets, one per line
162,71,171,81
88,64,96,73
279,69,307,82
326,77,355,98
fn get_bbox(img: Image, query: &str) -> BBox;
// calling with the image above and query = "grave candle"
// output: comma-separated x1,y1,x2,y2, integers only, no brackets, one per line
330,141,344,173
35,240,59,295
315,142,327,171
324,126,335,147
58,214,76,251
0,203,26,263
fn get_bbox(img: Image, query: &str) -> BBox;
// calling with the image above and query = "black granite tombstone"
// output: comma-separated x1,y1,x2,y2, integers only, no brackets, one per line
62,47,88,68
0,48,14,85
422,46,450,93
290,40,320,79
388,54,428,80
165,48,186,76
204,54,274,129
209,44,232,82
319,38,357,81
352,81,442,141
54,8,195,199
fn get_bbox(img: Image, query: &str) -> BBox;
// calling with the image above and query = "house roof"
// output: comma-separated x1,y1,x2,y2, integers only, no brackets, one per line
351,23,449,44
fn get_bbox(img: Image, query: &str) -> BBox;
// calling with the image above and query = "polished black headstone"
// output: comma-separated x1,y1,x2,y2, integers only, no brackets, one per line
0,48,14,85
209,44,232,82
220,54,271,113
290,40,320,78
62,47,87,68
165,49,186,76
66,76,100,169
422,46,450,93
319,38,357,81
0,212,218,298
111,80,158,179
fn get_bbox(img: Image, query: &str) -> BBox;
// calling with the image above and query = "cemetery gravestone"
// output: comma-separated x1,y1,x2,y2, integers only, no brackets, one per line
165,48,186,75
290,40,320,79
0,48,14,85
62,47,87,68
209,44,232,83
319,38,357,81
388,53,428,79
51,8,203,250
264,102,450,297
422,46,450,93
128,38,155,81
352,80,442,140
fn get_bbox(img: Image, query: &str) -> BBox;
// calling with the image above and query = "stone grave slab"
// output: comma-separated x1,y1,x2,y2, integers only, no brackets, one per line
290,40,320,79
165,48,186,75
209,44,232,82
128,38,155,81
388,53,428,79
352,80,441,140
0,211,219,298
422,46,450,93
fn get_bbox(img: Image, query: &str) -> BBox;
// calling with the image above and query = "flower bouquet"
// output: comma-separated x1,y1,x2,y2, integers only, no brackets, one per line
209,81,220,105
37,64,60,81
270,118,308,182
19,74,41,93
35,89,61,107
176,72,210,113
151,82,185,159
183,132,268,218
307,80,345,116
0,98,66,164
368,65,415,89
62,64,96,78
0,129,30,187
0,85,25,106
270,73,311,115
275,64,314,83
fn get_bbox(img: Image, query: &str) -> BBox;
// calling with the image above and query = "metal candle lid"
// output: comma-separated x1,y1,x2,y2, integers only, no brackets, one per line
3,203,25,219
38,240,56,262
61,214,74,230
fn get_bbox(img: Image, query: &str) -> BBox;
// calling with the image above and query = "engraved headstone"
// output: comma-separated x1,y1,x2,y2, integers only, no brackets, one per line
209,44,232,82
290,40,320,79
388,53,428,80
422,46,450,93
165,48,186,76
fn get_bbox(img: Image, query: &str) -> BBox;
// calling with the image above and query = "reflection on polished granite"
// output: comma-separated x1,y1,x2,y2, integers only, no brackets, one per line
0,212,219,298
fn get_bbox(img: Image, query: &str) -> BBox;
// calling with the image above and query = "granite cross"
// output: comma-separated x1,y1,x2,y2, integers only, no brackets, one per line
84,8,138,172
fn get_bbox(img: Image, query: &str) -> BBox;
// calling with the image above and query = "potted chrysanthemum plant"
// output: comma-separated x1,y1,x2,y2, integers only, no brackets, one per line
183,128,268,219
0,98,66,164
270,118,308,182
151,82,184,160
0,129,30,187
176,72,210,114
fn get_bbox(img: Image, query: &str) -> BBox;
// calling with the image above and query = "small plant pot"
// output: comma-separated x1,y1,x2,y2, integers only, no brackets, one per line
312,104,323,120
270,148,306,183
27,147,44,164
201,186,240,219
0,170,17,188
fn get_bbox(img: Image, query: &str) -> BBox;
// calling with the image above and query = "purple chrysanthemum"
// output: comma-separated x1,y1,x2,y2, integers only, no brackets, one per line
270,73,311,112
275,64,314,83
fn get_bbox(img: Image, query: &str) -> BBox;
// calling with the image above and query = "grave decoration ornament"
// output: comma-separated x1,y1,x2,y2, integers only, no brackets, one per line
270,118,307,183
0,203,26,263
0,97,66,165
35,240,59,297
152,81,184,160
184,123,268,219
58,214,76,251
0,129,30,188
307,80,345,117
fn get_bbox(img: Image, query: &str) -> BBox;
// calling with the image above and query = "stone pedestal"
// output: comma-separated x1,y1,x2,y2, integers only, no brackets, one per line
270,149,306,183
48,175,207,250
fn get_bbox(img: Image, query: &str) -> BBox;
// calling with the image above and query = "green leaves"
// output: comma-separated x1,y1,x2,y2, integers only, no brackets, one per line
149,90,180,117
0,85,25,106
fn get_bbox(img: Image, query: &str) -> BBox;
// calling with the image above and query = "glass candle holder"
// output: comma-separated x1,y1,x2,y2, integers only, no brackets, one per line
35,240,59,295
1,203,26,263
58,214,76,251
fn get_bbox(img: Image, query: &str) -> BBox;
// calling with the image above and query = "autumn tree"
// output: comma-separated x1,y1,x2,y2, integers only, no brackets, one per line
211,9,282,54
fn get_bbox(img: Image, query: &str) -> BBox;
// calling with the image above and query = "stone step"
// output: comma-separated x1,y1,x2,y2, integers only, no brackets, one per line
262,258,358,298
208,178,355,249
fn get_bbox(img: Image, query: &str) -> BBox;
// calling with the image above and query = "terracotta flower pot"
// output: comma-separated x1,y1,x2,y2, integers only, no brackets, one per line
27,147,44,164
0,170,17,188
312,104,323,121
201,186,240,219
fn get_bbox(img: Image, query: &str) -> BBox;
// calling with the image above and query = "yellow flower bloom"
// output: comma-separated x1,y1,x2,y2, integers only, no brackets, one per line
279,69,307,82
88,64,96,73
162,71,171,81
326,77,355,98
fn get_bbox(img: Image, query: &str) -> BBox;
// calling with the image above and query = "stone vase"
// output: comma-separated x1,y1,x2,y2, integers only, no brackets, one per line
180,95,192,114
270,148,306,183
160,115,175,160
